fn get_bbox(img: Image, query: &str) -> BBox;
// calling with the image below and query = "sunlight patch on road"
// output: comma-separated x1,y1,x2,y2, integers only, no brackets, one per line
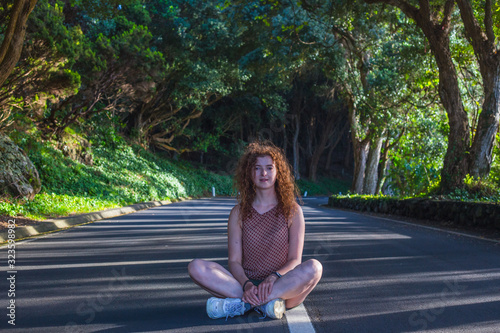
307,232,411,241
317,296,500,322
0,257,228,272
324,269,500,289
85,222,228,227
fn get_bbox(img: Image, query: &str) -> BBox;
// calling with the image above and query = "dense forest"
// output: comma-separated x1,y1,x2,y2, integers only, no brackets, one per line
1,0,500,219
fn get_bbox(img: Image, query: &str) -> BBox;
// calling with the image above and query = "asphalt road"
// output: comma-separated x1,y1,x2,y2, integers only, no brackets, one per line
1,197,500,332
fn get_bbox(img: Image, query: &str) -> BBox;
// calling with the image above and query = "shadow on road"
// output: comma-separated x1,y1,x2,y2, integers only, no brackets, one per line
1,197,499,332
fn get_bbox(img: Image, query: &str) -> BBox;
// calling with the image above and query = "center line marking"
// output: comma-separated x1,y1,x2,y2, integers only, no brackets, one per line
286,303,315,333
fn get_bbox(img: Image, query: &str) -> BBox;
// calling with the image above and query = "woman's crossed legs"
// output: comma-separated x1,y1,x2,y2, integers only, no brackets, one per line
188,259,323,309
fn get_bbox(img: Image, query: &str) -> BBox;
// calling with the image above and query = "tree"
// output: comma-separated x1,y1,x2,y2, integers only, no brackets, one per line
287,68,346,182
0,0,38,88
125,0,249,152
0,0,38,131
455,0,500,178
292,1,430,193
364,0,499,192
38,2,164,139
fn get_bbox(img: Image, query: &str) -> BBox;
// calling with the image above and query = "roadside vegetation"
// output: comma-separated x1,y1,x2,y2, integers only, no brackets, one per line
2,129,234,220
3,127,349,221
1,1,499,223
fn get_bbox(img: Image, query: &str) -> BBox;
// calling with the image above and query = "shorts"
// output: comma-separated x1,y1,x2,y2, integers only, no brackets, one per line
249,278,264,286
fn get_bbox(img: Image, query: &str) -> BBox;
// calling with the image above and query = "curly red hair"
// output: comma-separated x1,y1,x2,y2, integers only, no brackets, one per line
234,140,300,222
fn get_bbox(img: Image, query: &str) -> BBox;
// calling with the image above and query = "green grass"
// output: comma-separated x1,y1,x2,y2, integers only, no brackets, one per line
2,133,234,220
1,193,121,220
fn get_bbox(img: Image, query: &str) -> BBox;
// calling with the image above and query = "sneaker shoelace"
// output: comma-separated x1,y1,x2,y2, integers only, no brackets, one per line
254,306,267,319
225,302,243,321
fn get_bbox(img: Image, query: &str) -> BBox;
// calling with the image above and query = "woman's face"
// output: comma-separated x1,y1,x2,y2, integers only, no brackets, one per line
252,155,277,190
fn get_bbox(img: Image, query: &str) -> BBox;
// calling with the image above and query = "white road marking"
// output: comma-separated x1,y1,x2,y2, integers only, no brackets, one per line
286,303,316,333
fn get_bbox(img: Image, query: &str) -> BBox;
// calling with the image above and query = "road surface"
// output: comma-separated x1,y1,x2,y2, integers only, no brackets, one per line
1,197,499,332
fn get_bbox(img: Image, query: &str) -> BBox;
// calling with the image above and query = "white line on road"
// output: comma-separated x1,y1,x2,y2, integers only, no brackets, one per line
286,303,316,333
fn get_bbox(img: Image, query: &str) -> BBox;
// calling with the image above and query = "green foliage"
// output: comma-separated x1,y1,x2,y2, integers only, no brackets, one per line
5,130,233,219
296,177,351,196
444,175,500,203
335,184,500,203
2,0,499,208
411,173,500,203
385,107,447,196
332,193,390,201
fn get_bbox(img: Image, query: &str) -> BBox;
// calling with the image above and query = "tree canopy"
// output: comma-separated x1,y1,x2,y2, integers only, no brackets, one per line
1,0,499,196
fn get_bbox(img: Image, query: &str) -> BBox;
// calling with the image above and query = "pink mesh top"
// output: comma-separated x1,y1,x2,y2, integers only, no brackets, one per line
241,205,289,280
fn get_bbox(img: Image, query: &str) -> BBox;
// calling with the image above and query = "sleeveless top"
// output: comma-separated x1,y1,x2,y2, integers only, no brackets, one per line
241,205,289,280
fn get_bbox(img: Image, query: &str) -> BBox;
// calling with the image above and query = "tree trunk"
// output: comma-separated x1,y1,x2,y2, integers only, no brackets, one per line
376,138,392,194
304,114,315,178
308,144,321,182
363,136,384,194
431,61,470,192
344,137,352,170
308,136,326,182
0,0,38,87
293,113,301,180
283,126,288,159
325,137,335,173
347,94,370,194
417,2,470,192
308,110,340,182
376,128,405,193
325,122,348,173
469,68,500,177
455,0,500,178
352,139,370,194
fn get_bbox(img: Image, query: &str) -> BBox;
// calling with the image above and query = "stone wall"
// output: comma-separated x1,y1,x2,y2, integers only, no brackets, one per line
328,196,500,230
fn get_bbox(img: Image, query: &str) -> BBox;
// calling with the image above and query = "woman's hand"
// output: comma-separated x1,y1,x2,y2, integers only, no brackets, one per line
242,283,260,306
257,274,279,305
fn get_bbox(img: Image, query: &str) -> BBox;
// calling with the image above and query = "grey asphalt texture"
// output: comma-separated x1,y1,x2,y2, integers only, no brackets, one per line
1,197,500,332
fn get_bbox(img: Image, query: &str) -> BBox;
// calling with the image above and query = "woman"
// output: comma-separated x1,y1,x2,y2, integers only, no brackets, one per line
188,141,323,320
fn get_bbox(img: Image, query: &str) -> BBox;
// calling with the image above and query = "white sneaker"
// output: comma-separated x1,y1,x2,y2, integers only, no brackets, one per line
206,297,247,320
255,298,286,319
